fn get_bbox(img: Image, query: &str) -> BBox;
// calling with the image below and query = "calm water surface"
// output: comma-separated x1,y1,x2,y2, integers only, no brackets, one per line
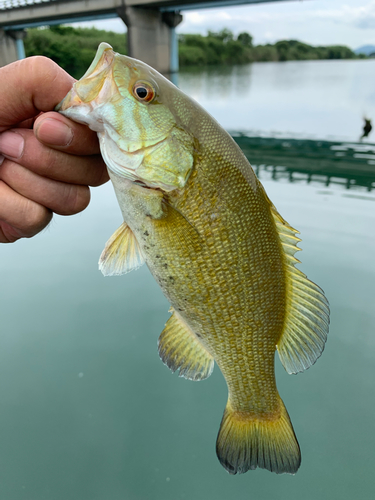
179,59,375,142
1,59,375,499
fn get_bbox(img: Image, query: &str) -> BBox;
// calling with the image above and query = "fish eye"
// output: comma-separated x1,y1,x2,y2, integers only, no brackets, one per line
132,81,155,103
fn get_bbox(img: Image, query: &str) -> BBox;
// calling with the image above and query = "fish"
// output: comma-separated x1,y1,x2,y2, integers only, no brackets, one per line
57,43,329,475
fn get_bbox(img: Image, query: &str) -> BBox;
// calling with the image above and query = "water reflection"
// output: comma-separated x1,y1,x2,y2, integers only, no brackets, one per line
180,64,253,101
233,135,375,192
179,59,375,141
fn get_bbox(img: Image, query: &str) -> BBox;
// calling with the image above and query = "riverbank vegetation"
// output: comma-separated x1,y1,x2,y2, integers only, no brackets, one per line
179,28,359,65
24,25,363,79
24,26,127,79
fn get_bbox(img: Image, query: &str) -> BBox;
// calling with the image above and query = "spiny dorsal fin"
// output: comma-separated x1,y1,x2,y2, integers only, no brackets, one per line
158,308,214,381
270,205,330,374
99,222,144,276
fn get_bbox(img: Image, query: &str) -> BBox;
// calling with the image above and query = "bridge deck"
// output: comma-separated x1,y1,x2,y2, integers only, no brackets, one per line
0,0,287,29
0,0,289,72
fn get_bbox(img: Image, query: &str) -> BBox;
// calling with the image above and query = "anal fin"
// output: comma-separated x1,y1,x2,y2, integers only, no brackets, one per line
99,221,144,276
158,309,214,381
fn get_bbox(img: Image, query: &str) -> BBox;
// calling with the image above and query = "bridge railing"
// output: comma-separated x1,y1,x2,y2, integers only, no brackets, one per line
0,1,64,11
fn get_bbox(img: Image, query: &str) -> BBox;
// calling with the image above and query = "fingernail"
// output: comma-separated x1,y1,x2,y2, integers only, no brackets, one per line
0,131,25,159
35,118,73,147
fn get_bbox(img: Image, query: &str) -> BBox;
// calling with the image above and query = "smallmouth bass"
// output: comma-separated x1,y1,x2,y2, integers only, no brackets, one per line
57,43,329,475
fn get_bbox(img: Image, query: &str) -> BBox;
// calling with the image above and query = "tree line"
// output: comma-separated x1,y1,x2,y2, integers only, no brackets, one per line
179,28,359,65
24,26,362,79
24,25,127,79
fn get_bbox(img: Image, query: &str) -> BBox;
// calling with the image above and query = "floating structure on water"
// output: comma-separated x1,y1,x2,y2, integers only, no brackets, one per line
232,135,375,192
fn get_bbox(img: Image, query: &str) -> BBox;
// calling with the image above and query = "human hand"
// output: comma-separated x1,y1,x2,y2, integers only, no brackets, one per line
0,56,108,243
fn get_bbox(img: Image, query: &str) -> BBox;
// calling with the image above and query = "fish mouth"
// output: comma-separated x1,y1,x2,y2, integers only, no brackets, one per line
56,42,114,113
80,42,114,80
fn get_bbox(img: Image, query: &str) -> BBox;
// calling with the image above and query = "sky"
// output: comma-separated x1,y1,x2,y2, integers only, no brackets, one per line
76,0,375,50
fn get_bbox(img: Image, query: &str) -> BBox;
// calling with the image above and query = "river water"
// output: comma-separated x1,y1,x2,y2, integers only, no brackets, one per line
179,58,375,142
0,59,374,499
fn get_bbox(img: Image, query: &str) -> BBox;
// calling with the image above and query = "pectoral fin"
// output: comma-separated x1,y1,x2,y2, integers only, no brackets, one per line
153,201,203,256
99,222,144,276
158,309,214,381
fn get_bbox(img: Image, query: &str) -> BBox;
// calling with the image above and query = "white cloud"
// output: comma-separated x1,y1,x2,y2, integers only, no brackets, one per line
178,1,375,48
73,1,375,50
264,31,275,42
314,1,375,29
216,11,232,21
185,12,205,25
182,1,375,32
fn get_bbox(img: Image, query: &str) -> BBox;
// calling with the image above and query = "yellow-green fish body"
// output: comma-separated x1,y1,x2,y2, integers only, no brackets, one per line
58,43,329,475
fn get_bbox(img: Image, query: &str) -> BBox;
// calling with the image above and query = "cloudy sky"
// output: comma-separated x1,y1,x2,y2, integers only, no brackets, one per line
78,0,375,50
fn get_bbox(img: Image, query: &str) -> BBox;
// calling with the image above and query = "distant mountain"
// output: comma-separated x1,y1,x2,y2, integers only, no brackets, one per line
354,45,375,56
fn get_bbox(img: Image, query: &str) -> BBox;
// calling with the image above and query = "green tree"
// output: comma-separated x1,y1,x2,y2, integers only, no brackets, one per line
25,26,127,79
252,44,278,62
326,45,356,59
223,40,245,64
179,45,207,66
24,25,362,72
237,32,253,48
275,41,291,61
208,29,234,44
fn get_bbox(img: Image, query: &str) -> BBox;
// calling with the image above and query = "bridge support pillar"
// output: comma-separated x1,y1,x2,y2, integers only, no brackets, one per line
0,29,18,67
0,29,26,67
117,6,182,76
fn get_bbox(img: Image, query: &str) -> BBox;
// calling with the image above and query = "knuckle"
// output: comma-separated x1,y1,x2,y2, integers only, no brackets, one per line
26,56,61,82
20,199,52,237
0,160,22,183
0,179,52,240
56,184,90,215
0,222,21,243
42,147,61,176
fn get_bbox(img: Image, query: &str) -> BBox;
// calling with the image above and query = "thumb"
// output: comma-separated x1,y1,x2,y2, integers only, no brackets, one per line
0,56,75,132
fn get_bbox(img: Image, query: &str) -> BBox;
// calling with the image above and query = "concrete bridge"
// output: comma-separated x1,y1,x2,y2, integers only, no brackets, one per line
0,0,289,73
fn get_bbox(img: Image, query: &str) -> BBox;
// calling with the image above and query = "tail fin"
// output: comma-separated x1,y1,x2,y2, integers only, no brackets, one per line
216,398,301,475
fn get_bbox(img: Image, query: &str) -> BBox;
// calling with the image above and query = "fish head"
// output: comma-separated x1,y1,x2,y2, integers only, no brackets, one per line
57,43,194,191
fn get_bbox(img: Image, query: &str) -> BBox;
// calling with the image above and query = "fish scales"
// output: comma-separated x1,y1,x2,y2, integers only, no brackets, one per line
57,43,329,475
168,159,284,409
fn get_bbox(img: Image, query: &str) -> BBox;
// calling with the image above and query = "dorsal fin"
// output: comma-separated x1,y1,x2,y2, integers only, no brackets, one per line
269,202,330,374
99,222,144,276
158,308,214,381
